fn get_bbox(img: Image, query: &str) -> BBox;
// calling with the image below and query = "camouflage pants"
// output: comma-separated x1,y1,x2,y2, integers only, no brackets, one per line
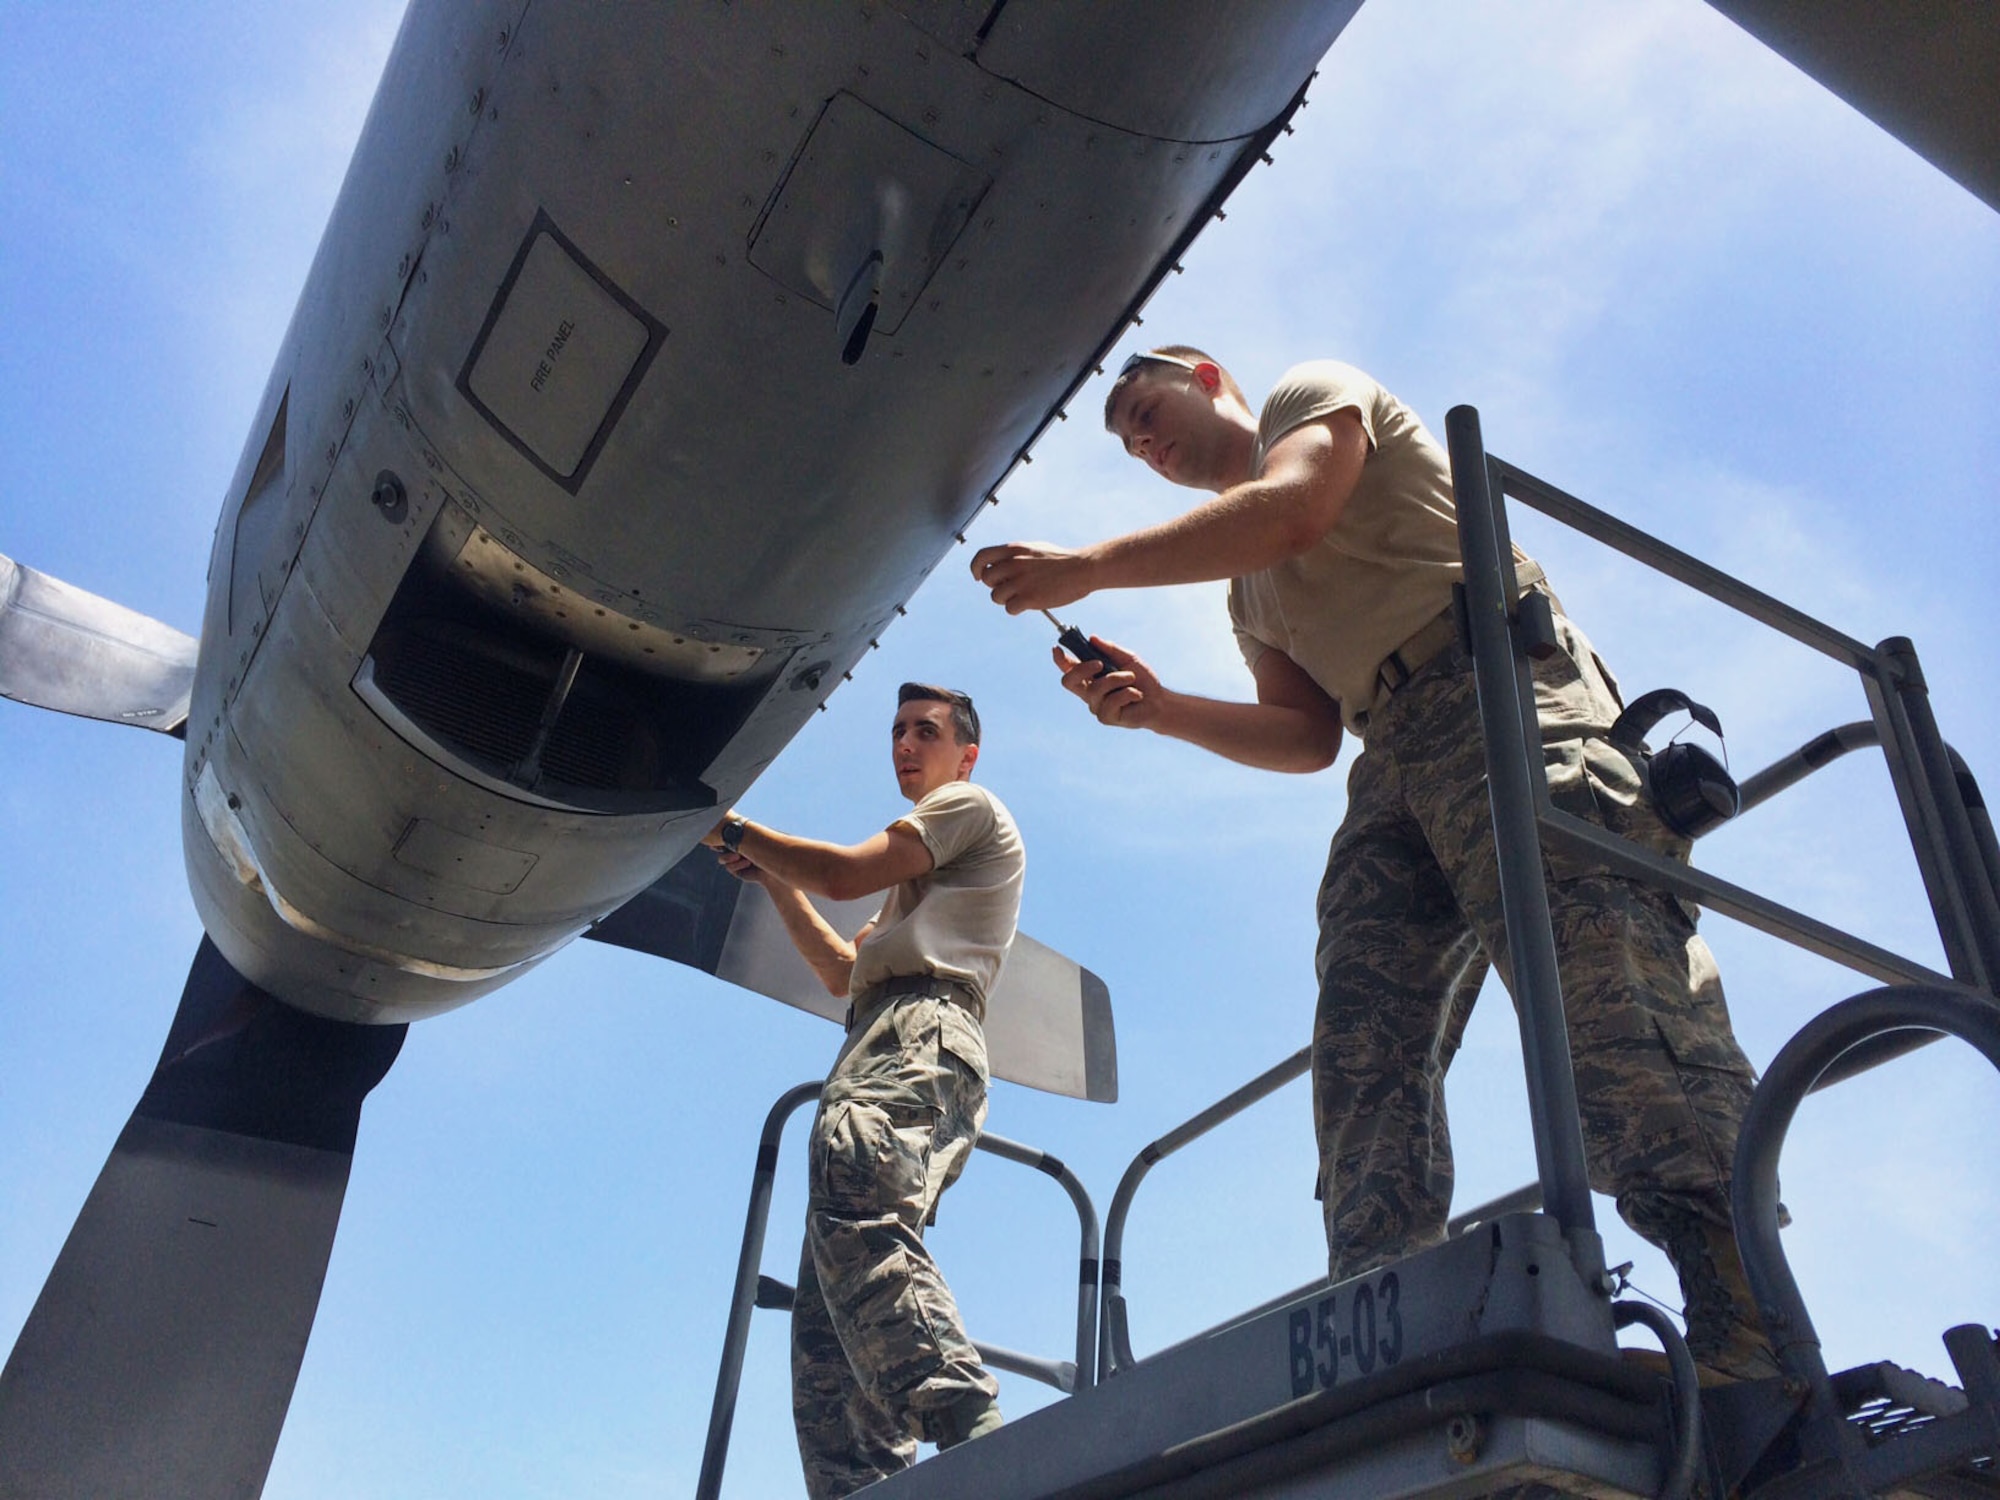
1315,612,1772,1375
792,985,998,1500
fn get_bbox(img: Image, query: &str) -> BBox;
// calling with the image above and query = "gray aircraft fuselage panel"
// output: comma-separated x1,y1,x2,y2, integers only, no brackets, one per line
177,0,1362,1024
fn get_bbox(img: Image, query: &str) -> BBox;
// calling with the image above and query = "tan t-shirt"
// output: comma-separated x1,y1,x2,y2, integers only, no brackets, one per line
849,780,1024,1016
1228,361,1542,731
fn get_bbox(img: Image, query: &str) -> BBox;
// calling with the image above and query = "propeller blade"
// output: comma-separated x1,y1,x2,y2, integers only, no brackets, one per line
0,939,406,1499
0,553,198,735
985,931,1116,1105
589,851,1117,1102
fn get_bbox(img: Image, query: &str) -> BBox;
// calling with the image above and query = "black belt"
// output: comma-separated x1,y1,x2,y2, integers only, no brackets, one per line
845,973,976,1031
1360,582,1555,730
1373,607,1461,700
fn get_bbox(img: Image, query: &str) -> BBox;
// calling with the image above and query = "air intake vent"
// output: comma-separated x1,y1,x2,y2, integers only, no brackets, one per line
369,623,552,772
358,541,771,815
539,685,643,791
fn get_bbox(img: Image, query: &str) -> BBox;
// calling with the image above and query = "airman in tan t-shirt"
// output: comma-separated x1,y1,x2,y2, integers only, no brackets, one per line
698,682,1019,1489
970,346,1776,1385
1229,361,1541,731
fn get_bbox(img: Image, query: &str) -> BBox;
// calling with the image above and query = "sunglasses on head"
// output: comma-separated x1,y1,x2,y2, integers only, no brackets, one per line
1114,351,1200,381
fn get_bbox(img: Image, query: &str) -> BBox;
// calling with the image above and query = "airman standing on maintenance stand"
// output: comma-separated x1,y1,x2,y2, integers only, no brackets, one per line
971,348,1777,1384
704,681,1021,1498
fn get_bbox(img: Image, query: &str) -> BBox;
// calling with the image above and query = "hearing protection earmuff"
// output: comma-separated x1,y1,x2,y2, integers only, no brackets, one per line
1606,688,1740,840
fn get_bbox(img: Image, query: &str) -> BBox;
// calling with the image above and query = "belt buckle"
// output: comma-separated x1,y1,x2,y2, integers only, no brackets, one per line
1377,649,1412,697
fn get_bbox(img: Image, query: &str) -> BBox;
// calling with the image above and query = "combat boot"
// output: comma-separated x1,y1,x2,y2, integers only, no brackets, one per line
1620,1189,1781,1384
934,1389,1003,1449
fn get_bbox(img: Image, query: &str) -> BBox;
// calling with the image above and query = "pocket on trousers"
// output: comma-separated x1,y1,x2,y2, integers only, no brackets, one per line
1540,739,1605,883
1648,991,1752,1080
937,1003,988,1081
884,996,942,1063
1542,736,1693,884
816,1099,934,1219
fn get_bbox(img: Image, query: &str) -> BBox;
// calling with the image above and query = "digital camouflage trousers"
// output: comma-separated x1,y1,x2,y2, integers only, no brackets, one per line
1315,612,1776,1380
792,986,998,1500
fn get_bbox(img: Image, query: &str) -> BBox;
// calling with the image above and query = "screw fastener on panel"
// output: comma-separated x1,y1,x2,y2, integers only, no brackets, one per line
370,471,408,524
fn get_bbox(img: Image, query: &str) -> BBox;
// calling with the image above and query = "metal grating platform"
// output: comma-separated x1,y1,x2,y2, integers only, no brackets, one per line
1834,1361,2000,1496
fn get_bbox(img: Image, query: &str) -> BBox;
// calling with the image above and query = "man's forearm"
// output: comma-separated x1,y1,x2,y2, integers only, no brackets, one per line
761,878,858,996
733,825,869,901
1089,480,1324,591
1150,689,1342,772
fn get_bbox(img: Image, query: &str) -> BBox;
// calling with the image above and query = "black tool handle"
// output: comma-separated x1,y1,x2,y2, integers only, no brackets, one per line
1058,625,1113,670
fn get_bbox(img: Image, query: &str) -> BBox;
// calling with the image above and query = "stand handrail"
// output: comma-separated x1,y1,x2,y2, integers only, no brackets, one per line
1447,412,1602,1257
1737,723,2000,904
696,1081,822,1500
1731,984,2000,1480
1471,437,1999,997
696,1083,1101,1499
975,1128,1101,1390
1098,1047,1309,1377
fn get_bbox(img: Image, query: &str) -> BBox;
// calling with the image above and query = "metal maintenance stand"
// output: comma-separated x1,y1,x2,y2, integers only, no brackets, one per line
700,409,2000,1498
695,1082,1101,1500
1444,406,2000,1498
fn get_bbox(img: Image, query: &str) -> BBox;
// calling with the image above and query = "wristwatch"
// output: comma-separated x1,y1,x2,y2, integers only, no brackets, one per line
720,814,749,854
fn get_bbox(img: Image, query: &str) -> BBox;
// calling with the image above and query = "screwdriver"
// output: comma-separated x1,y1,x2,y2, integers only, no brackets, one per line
1039,608,1114,670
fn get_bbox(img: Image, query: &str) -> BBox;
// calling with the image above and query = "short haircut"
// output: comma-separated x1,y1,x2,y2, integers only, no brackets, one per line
1102,343,1246,428
897,682,980,746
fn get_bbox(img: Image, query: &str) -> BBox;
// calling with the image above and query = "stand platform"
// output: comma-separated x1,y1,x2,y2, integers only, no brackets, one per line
873,1214,1675,1500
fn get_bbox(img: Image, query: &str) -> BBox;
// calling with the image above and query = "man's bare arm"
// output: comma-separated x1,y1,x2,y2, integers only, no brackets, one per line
716,852,872,996
764,873,867,996
971,412,1367,612
705,821,934,903
1058,637,1342,774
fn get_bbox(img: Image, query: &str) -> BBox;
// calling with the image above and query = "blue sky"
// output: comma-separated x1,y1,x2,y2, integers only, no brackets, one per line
2,3,1997,1496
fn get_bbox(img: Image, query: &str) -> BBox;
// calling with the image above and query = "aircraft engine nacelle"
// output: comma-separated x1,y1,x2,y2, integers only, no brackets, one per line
181,0,1359,1023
